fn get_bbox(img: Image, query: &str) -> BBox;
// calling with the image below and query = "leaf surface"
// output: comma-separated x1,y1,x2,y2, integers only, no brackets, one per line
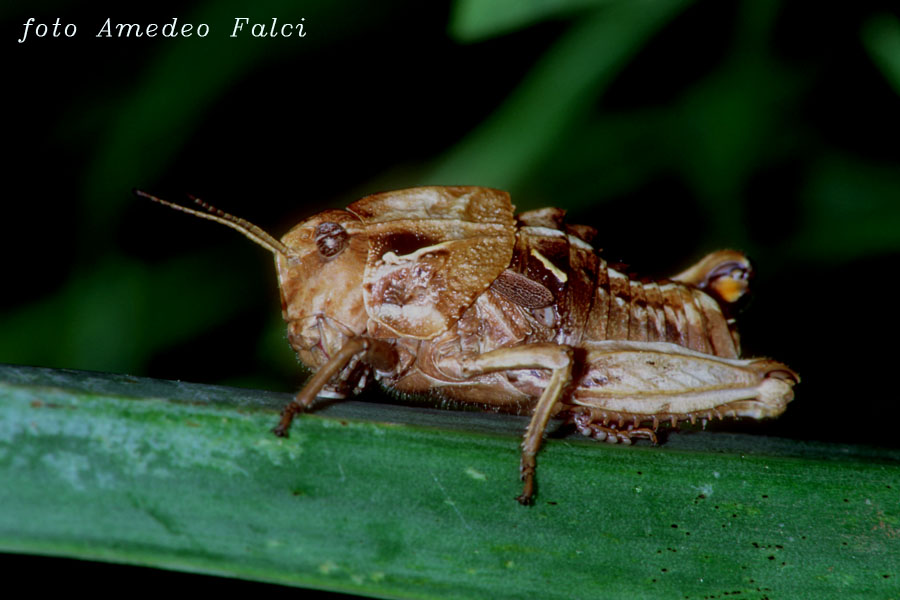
2,364,898,598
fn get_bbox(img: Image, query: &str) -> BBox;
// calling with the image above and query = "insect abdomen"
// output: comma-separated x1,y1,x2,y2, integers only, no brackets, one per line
511,217,740,358
585,263,739,358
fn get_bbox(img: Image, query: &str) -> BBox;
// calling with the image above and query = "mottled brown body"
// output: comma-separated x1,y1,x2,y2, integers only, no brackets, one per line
140,186,797,504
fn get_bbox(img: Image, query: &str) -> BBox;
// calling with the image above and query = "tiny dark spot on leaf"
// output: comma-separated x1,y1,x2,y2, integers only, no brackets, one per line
671,524,678,528
767,555,775,560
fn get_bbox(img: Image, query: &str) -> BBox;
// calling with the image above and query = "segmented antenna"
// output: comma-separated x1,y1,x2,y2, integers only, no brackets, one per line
135,189,292,259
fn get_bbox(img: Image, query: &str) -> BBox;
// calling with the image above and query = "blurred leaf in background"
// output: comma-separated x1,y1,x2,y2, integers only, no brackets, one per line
863,11,900,96
429,0,690,189
3,0,900,443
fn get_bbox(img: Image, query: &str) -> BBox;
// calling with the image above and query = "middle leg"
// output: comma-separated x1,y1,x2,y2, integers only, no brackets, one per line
462,343,574,505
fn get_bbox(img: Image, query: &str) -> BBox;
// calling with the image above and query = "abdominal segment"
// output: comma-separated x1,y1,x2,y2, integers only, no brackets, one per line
507,223,741,358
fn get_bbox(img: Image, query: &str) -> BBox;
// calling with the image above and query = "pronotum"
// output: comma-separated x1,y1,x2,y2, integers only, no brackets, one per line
137,186,798,504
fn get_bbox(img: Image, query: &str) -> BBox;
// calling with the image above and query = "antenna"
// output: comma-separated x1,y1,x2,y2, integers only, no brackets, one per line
135,189,292,259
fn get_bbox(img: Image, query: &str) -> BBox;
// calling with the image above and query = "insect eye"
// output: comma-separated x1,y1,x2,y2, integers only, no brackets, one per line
315,222,349,258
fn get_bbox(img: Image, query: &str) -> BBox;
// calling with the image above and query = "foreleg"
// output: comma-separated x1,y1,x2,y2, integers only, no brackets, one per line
273,337,397,437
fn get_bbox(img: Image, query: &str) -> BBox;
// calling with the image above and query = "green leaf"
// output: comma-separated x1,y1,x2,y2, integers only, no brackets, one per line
0,251,259,372
2,363,899,598
449,0,613,42
791,154,900,261
426,0,691,191
862,13,900,97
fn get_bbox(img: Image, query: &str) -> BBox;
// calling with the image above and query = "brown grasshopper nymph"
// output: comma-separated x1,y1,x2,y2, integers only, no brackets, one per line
137,186,798,505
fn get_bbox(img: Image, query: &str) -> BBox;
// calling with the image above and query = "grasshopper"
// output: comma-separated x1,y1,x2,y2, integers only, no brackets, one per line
138,186,798,504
